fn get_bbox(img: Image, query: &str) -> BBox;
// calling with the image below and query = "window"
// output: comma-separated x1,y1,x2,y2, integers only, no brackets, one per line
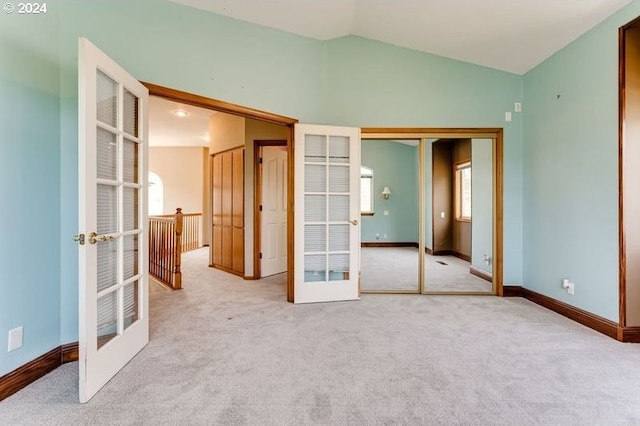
148,171,164,215
455,162,471,221
360,166,374,215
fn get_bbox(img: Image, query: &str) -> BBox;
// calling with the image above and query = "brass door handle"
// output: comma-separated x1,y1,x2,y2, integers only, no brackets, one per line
88,232,115,244
349,219,358,226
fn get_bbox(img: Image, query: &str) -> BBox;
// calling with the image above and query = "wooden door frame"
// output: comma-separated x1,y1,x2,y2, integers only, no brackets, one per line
361,128,504,296
253,140,288,280
618,18,640,342
141,82,298,302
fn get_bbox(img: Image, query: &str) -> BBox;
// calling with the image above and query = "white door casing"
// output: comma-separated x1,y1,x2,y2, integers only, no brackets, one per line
260,146,288,277
78,38,149,403
294,124,361,303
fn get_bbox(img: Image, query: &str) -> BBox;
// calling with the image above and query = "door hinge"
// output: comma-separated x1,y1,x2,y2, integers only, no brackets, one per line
259,157,263,164
259,252,263,259
259,205,263,211
73,233,86,245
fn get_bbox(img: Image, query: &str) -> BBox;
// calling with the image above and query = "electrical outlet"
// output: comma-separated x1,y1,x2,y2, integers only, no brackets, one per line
383,233,388,239
514,102,522,112
562,279,575,295
383,210,389,216
8,326,23,352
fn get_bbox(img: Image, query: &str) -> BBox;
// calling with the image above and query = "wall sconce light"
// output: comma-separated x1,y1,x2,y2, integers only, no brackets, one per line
381,186,391,200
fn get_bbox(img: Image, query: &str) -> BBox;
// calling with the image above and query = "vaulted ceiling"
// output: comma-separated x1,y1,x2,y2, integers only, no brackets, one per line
171,0,631,74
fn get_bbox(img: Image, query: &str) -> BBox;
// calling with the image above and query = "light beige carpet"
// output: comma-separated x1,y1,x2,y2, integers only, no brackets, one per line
2,248,640,425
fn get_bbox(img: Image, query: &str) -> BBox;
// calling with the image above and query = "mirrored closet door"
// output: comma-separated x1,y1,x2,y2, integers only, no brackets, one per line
359,139,420,293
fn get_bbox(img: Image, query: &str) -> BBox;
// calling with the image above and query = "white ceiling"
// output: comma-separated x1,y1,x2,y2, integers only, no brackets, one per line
149,96,214,147
170,0,631,74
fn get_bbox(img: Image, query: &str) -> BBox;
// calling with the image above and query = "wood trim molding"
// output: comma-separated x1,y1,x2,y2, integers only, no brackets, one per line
61,342,79,364
211,264,245,278
142,82,298,126
452,252,471,262
521,288,619,340
361,242,418,248
502,285,524,297
618,326,640,343
469,265,492,283
287,126,295,303
619,24,627,328
0,342,79,402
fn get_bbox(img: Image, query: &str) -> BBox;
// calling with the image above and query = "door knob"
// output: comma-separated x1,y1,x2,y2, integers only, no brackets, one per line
88,232,115,244
349,219,358,225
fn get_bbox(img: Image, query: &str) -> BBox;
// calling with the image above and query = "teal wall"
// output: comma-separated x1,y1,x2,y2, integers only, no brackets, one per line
471,139,493,274
11,0,638,375
523,1,640,322
361,140,418,242
0,9,61,375
322,36,524,285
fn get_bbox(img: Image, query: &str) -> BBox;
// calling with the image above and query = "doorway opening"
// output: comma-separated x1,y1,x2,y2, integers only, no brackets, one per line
142,82,297,300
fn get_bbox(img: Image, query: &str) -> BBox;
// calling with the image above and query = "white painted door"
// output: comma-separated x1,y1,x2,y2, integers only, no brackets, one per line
294,124,361,303
78,38,149,403
261,146,288,277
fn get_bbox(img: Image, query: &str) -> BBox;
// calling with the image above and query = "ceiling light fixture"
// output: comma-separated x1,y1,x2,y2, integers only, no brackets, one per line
173,110,189,117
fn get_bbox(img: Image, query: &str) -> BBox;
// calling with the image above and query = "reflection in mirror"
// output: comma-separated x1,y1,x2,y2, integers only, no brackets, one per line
424,138,493,293
360,139,420,292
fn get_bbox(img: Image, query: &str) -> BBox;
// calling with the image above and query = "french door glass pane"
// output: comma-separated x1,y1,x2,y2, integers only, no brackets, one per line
329,136,349,163
329,165,349,193
305,164,326,192
96,70,117,128
97,290,118,349
96,128,117,180
123,89,139,137
305,195,326,222
329,225,349,251
328,195,349,221
123,187,139,232
305,254,326,282
329,254,349,281
123,234,139,280
97,238,118,292
305,224,326,252
304,134,326,162
123,139,139,184
97,184,118,234
123,281,139,331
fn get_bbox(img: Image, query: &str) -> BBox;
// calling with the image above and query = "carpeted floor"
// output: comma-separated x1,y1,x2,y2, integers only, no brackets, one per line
361,247,492,292
2,248,640,425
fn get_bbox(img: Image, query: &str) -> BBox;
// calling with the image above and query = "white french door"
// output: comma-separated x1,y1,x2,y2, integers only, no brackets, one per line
78,38,149,403
294,124,361,303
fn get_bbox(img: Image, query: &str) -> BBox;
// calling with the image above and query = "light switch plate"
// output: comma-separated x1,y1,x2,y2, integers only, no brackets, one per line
383,210,389,216
505,111,512,122
8,326,23,352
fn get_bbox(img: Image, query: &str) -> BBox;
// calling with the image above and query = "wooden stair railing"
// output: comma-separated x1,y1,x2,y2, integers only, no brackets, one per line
148,209,202,290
